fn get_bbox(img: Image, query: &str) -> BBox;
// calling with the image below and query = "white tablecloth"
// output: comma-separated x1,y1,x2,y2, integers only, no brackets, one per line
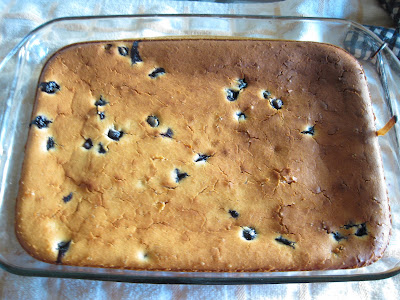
0,0,398,299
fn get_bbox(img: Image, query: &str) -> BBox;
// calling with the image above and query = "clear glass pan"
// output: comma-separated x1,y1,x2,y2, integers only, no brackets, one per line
0,14,399,284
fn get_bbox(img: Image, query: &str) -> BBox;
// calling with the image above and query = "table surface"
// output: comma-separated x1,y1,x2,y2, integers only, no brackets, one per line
0,0,398,299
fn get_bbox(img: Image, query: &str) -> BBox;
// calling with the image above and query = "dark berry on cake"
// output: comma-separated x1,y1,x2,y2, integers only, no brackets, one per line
242,227,257,240
146,115,160,127
161,128,173,138
94,96,108,106
39,81,60,94
332,232,347,241
343,222,368,236
270,98,283,110
46,137,55,151
237,78,247,90
175,168,189,183
62,192,73,203
226,89,239,101
98,143,106,154
344,223,355,229
118,46,129,56
31,116,52,129
83,138,93,150
229,210,239,218
149,68,166,78
97,111,105,120
107,129,124,141
301,126,315,135
194,154,211,163
263,90,271,99
236,111,246,121
275,236,296,248
56,240,71,263
355,223,367,237
131,41,142,64
104,44,112,50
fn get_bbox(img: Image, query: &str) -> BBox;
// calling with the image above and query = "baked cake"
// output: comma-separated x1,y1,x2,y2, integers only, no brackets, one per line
15,39,391,271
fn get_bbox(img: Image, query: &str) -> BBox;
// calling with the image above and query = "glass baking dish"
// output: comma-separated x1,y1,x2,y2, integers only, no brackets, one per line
0,14,399,284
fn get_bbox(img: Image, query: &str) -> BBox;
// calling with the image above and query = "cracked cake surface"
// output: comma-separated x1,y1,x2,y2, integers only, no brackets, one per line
15,39,391,271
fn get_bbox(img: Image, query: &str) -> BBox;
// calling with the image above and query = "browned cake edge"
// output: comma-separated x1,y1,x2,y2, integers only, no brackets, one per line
15,39,391,272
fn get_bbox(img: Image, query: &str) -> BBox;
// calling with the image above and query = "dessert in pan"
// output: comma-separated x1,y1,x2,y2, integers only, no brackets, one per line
15,39,393,271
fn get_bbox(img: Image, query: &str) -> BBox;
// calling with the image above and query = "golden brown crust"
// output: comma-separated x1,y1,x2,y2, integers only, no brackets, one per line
15,39,391,271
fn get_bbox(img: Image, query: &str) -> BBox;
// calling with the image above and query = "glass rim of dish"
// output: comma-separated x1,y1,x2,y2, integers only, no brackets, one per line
2,14,398,67
0,14,399,284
